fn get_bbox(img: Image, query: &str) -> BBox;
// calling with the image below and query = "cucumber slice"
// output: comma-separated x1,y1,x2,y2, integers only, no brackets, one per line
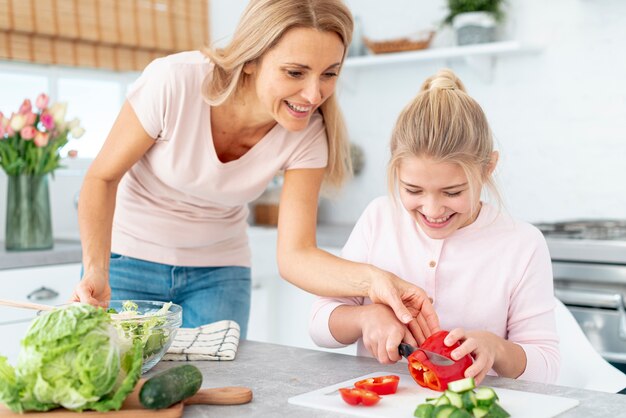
447,377,476,393
444,390,463,408
414,403,435,418
461,390,477,410
434,395,451,406
475,387,498,408
471,407,488,418
433,405,457,418
450,409,473,418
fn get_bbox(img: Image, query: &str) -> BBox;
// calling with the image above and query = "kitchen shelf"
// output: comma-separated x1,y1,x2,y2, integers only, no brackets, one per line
343,40,541,81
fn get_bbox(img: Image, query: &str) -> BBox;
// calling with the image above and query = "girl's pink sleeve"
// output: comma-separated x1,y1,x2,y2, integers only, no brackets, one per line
508,228,560,383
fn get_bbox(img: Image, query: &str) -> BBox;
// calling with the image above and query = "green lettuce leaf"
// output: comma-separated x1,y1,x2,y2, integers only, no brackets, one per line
0,304,143,413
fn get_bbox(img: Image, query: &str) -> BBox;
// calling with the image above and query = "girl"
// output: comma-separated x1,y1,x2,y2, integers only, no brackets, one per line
309,69,559,384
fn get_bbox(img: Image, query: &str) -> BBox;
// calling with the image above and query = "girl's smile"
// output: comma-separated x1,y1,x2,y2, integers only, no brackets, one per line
398,156,481,239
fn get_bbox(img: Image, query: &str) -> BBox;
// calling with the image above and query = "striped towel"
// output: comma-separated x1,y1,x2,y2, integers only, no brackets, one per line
163,320,240,361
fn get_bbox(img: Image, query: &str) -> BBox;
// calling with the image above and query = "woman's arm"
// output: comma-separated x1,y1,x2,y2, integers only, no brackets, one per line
72,101,155,306
277,168,440,338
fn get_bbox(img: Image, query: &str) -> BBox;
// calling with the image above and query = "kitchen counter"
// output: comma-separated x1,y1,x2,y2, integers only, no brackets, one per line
0,239,82,270
148,340,626,417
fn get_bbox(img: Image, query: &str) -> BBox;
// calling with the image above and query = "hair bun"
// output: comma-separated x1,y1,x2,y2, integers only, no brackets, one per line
421,68,466,92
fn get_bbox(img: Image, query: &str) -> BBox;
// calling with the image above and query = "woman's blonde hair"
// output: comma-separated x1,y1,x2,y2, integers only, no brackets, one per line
387,69,501,213
202,0,353,189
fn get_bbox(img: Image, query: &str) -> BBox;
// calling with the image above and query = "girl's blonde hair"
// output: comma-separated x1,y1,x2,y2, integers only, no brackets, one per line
387,68,501,212
202,0,353,189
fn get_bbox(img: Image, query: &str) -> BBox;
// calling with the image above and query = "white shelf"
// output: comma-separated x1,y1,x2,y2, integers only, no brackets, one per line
343,40,540,71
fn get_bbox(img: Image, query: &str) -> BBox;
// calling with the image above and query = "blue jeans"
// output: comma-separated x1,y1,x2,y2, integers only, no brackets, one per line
107,253,251,338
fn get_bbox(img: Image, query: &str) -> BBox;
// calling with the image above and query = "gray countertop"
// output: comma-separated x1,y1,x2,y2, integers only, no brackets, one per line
148,340,626,418
0,239,82,270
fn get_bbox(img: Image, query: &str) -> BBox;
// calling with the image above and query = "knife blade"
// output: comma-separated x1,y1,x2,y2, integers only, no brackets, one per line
398,342,455,366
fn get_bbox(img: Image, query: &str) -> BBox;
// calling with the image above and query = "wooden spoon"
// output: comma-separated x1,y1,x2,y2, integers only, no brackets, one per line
0,299,149,320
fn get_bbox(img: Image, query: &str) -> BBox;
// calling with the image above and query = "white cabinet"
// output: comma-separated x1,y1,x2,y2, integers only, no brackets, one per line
247,227,355,356
0,263,81,364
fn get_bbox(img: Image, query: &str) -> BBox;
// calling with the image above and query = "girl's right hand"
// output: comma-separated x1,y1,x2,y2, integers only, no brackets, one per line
71,270,110,308
367,268,440,343
360,303,418,364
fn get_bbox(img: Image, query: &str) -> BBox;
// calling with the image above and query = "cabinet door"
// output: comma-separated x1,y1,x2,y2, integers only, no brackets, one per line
0,263,81,364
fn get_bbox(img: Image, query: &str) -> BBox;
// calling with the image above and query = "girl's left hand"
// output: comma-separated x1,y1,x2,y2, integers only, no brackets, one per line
444,328,501,385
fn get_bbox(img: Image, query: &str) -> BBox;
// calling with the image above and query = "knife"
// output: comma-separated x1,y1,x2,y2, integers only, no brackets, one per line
398,342,455,366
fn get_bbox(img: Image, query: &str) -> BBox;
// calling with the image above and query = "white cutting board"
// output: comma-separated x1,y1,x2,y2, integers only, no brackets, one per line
289,372,580,418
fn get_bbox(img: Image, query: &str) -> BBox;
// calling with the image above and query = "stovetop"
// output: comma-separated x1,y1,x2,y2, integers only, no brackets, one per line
534,220,626,264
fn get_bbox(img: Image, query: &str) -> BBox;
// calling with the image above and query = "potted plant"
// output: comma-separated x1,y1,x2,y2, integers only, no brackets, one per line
443,0,506,46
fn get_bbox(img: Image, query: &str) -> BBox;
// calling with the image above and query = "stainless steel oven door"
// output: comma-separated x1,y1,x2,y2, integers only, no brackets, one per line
556,288,626,364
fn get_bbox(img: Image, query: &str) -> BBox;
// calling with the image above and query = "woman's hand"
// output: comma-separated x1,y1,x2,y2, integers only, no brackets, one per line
367,268,440,344
360,303,418,364
71,269,111,308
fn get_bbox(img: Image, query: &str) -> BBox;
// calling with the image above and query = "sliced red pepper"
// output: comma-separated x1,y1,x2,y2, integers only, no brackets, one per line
407,330,473,392
354,375,400,395
338,387,381,406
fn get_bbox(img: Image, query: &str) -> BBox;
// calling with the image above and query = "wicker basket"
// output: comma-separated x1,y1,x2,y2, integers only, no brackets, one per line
363,31,435,54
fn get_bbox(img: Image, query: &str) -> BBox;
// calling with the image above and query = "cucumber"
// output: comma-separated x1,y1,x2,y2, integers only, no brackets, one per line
434,395,450,406
433,405,457,418
461,390,477,410
484,402,511,418
139,364,203,409
414,403,435,418
444,390,463,408
450,409,473,418
472,407,488,418
447,377,476,393
475,387,498,408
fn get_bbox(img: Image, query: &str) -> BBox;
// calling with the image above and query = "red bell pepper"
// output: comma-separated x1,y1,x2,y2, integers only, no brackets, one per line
354,375,400,395
338,387,381,406
407,330,472,392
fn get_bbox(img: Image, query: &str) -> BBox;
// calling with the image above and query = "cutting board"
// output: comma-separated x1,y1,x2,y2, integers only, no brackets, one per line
289,372,579,418
0,380,252,417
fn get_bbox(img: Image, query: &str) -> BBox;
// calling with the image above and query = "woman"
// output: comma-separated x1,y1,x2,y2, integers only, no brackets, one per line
72,0,439,339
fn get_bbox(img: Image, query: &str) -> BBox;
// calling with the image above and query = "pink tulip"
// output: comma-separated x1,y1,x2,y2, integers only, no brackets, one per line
19,99,32,114
34,131,49,147
35,93,49,110
0,124,4,137
25,111,37,126
40,112,55,131
20,126,37,140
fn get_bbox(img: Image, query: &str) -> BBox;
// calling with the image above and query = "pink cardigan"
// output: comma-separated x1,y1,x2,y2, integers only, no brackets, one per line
309,197,559,383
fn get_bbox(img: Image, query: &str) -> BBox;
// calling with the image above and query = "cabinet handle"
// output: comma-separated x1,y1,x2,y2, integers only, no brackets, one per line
27,287,59,301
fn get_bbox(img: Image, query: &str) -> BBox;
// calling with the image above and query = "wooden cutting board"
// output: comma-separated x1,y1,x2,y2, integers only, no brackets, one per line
289,372,579,418
0,380,252,417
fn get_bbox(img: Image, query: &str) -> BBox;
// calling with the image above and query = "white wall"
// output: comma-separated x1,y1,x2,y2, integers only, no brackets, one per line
2,0,625,243
207,0,626,225
321,0,626,224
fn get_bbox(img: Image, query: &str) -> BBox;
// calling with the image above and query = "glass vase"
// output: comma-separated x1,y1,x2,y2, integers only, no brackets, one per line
5,174,53,251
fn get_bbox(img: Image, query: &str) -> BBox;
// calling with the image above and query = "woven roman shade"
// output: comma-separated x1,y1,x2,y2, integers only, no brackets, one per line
0,0,209,71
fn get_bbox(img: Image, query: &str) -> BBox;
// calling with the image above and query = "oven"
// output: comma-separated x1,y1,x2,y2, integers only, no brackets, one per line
535,220,626,373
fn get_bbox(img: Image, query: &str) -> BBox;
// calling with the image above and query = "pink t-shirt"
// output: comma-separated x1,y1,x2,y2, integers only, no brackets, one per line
309,197,560,383
112,51,328,267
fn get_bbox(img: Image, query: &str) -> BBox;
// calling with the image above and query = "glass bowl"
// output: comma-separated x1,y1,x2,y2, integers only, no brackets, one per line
108,300,183,373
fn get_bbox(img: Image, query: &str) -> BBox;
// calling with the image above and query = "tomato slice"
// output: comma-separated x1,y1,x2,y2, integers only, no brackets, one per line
338,388,381,406
354,375,400,395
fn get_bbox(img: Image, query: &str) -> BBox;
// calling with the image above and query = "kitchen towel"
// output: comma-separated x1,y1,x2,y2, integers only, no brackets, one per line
163,319,240,361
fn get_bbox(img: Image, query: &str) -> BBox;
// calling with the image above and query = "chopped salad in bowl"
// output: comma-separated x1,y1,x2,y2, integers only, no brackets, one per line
107,300,183,374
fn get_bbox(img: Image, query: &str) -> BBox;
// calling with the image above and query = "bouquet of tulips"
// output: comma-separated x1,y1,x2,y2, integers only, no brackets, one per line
0,93,85,176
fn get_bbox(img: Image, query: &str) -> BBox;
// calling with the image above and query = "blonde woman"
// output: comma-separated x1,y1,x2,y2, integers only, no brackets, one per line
72,0,438,339
310,69,559,384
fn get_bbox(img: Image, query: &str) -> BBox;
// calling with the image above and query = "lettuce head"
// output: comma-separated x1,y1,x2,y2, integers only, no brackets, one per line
0,304,143,413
